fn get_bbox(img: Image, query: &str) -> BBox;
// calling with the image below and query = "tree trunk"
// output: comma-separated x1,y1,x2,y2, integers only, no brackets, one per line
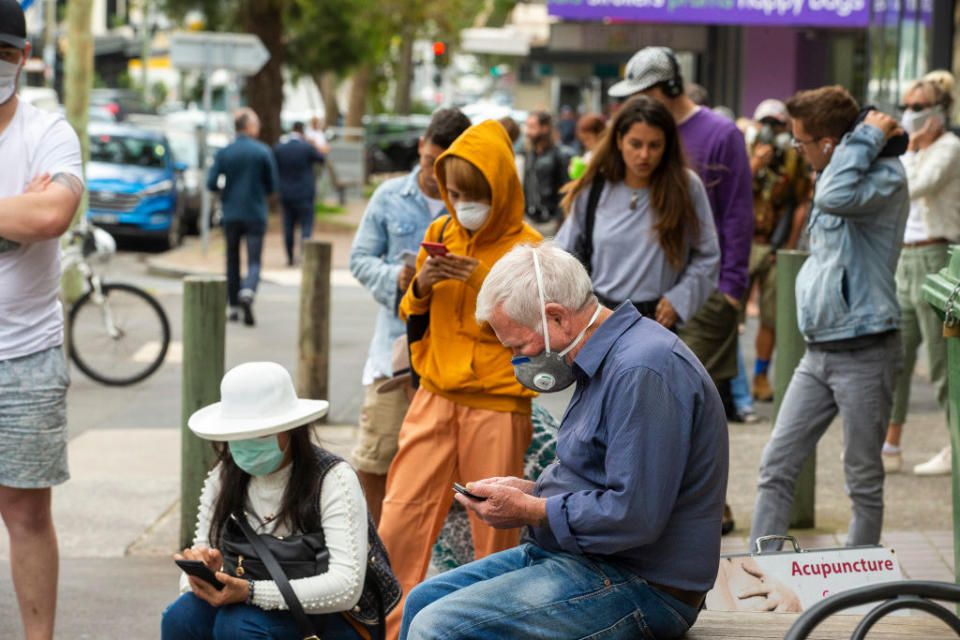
242,0,284,145
345,63,371,142
393,24,415,116
314,70,339,126
62,0,94,304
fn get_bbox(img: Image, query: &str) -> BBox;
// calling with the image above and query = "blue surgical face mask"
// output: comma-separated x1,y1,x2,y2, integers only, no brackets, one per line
229,435,285,476
510,250,602,393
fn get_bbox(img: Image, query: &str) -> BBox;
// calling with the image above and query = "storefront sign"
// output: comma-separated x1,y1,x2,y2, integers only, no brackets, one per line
547,0,872,27
705,547,903,614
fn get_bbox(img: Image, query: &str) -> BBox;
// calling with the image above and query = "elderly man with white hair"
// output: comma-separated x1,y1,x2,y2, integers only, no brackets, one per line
397,242,729,640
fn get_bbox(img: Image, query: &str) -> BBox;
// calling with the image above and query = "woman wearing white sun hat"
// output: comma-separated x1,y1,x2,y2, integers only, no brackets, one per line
161,361,395,639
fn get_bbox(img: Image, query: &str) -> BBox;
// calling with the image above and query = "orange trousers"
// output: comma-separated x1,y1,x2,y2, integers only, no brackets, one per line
377,387,532,640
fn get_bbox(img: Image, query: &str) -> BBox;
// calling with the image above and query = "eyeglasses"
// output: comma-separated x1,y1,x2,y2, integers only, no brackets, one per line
791,136,822,151
899,102,932,112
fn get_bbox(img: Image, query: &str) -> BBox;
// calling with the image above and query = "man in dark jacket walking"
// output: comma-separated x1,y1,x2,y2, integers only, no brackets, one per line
207,107,279,326
274,122,325,266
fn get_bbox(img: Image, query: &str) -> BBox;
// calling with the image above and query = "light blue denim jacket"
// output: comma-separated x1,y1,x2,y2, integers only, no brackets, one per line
796,123,909,344
349,167,440,384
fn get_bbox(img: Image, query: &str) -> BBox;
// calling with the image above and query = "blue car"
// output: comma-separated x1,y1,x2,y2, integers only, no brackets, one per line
86,123,187,249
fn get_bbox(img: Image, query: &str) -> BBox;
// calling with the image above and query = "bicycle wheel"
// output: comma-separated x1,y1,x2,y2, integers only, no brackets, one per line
69,282,171,386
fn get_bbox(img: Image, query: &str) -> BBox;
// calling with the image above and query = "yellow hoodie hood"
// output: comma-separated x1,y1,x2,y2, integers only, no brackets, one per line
435,119,526,246
399,119,542,413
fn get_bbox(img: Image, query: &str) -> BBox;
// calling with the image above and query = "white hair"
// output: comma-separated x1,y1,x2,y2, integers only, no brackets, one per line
476,242,595,333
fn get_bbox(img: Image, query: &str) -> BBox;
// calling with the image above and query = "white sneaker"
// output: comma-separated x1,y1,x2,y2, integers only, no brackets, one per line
882,451,902,473
914,445,952,476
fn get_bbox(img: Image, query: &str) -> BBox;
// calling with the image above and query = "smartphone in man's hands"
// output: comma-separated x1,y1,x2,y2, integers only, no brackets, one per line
175,558,225,590
453,482,487,501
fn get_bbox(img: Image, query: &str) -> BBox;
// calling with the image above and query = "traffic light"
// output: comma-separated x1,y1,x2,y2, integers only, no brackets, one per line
432,41,446,57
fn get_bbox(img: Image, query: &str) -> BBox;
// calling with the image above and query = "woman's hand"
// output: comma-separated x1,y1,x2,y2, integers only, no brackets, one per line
412,254,480,297
189,572,250,608
655,297,678,329
175,546,222,572
436,254,479,282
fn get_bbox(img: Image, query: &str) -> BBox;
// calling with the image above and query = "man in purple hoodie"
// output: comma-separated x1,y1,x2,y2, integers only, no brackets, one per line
610,46,754,534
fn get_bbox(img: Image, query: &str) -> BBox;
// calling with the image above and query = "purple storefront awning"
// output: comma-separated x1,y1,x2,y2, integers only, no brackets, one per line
547,0,873,28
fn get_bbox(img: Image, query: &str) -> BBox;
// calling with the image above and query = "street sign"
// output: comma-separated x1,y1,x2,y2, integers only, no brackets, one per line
169,32,270,75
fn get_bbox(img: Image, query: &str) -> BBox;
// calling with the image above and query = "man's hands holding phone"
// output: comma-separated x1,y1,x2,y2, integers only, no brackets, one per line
413,248,480,297
453,477,547,530
175,546,250,607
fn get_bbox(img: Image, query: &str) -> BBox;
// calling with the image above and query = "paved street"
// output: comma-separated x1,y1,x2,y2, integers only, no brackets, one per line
0,220,956,638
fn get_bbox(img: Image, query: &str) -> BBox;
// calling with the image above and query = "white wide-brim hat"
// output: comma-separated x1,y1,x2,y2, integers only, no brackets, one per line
188,362,329,441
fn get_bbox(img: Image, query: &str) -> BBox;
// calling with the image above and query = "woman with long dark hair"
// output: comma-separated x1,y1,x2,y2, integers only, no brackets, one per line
556,95,719,329
161,362,393,639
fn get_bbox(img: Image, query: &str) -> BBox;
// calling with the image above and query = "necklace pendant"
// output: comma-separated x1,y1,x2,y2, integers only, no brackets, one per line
630,192,639,211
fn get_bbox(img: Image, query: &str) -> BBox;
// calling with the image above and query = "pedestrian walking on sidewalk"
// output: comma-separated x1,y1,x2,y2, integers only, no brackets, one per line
274,122,325,266
750,86,909,552
349,107,470,523
0,3,85,637
378,120,541,640
555,95,719,329
522,111,570,232
883,74,960,476
162,362,393,640
610,46,754,534
743,99,812,403
207,107,279,327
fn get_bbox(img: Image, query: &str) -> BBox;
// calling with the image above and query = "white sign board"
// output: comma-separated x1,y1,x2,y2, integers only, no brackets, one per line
169,32,270,75
706,547,904,615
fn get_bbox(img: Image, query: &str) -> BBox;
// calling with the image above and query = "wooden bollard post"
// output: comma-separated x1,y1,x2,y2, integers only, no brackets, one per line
297,241,331,420
774,250,814,529
180,276,226,549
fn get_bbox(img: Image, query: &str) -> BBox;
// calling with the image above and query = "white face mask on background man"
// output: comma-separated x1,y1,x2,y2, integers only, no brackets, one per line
0,57,19,105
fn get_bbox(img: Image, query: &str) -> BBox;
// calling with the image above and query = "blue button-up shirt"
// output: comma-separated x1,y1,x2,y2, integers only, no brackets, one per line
207,135,279,232
530,303,729,593
349,167,442,384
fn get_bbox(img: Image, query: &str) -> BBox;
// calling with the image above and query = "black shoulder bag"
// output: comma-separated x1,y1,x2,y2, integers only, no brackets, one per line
405,215,451,389
571,174,606,277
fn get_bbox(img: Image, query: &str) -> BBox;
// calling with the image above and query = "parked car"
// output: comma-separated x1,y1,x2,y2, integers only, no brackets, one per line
85,123,186,249
362,114,431,175
90,89,156,122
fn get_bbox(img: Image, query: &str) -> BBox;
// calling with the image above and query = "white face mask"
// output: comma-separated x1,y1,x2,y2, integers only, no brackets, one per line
455,201,491,231
901,108,942,135
0,58,20,105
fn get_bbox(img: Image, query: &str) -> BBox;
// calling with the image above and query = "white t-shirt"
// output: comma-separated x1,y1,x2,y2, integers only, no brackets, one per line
423,194,447,219
0,100,84,360
306,128,328,149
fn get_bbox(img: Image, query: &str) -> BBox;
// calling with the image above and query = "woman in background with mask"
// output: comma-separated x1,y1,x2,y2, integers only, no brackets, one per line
378,119,542,639
882,75,960,476
555,95,720,330
161,361,388,640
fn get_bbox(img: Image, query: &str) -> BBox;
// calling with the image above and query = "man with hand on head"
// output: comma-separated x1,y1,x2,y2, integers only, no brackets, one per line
349,108,471,523
398,243,728,640
0,1,85,637
750,86,909,553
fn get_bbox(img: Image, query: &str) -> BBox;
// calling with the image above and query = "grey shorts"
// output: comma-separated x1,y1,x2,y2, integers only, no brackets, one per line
0,346,70,488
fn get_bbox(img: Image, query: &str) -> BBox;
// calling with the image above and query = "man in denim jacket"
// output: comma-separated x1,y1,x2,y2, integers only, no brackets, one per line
750,86,909,551
349,108,470,522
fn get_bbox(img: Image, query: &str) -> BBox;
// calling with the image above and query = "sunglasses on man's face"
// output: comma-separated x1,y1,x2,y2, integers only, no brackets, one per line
899,102,932,112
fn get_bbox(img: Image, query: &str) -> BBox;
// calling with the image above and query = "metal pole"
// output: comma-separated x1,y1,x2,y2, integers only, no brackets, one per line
773,249,815,529
200,65,213,254
296,241,331,421
180,276,226,549
140,0,150,102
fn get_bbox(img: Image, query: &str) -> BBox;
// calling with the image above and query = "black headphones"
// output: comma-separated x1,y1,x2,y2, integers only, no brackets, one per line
661,48,684,98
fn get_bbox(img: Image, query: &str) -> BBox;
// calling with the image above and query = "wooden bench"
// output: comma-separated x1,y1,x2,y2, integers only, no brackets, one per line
688,610,958,638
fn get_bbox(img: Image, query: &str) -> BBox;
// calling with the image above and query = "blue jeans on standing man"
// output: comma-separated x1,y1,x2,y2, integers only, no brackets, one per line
281,197,315,266
223,219,264,307
161,592,366,640
400,543,698,640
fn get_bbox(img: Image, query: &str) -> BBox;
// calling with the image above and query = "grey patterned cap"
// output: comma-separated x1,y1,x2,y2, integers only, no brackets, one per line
609,47,677,98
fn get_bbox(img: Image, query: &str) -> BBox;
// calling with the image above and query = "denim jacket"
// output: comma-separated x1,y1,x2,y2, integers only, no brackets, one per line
796,123,909,344
349,167,439,384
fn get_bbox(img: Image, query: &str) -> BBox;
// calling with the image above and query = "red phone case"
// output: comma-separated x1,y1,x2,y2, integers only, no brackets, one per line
422,242,448,257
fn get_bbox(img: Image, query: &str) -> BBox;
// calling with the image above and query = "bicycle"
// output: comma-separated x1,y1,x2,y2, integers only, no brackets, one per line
61,221,171,386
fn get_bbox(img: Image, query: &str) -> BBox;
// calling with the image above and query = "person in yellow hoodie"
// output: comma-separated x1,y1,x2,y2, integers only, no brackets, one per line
378,120,542,638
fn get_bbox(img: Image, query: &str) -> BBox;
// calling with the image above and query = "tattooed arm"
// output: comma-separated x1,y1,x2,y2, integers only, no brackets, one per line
0,172,84,243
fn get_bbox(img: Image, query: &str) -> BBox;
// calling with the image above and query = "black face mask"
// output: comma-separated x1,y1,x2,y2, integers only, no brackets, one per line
853,105,908,157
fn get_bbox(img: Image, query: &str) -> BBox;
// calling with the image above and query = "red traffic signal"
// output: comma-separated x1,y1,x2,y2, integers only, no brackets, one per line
432,41,446,57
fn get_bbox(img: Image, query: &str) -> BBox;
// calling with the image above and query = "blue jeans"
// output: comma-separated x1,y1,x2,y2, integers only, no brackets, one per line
731,339,754,414
400,544,698,640
281,197,315,265
224,219,264,307
161,592,366,640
